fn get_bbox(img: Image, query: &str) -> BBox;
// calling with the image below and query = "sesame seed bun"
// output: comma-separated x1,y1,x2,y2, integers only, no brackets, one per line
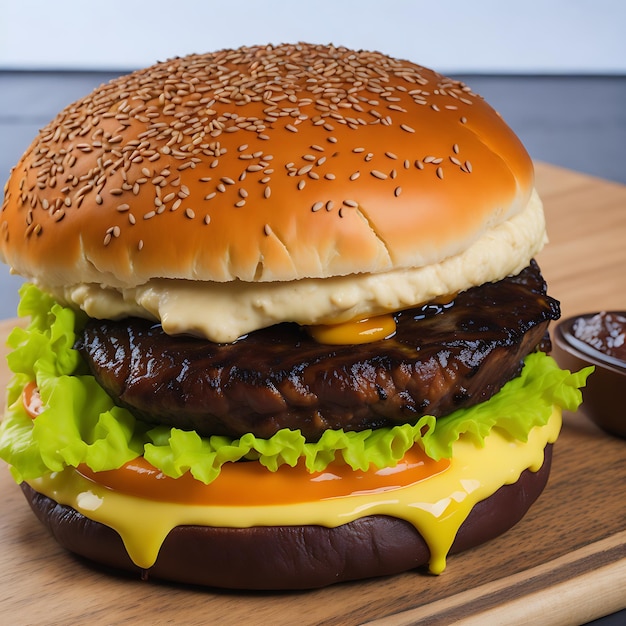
1,43,534,292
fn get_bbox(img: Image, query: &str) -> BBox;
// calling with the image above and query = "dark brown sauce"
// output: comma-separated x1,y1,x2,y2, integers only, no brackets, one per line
572,312,626,365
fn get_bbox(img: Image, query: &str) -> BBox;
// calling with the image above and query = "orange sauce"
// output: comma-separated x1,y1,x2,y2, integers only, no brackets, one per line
307,313,397,344
76,451,450,506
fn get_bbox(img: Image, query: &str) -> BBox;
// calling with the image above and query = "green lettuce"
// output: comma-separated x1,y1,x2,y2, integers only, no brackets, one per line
0,284,592,485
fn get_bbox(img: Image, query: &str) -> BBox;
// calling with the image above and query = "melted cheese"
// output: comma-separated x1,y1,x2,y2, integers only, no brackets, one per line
46,189,546,342
27,408,561,575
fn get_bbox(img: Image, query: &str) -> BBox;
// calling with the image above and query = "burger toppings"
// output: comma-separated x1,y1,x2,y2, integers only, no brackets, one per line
25,412,560,576
76,262,559,441
1,283,589,489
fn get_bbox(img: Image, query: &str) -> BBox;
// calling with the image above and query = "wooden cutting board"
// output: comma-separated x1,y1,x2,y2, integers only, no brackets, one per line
1,163,625,625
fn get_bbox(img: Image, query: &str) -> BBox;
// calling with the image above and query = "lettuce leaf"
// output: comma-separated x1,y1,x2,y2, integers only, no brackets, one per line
0,284,592,485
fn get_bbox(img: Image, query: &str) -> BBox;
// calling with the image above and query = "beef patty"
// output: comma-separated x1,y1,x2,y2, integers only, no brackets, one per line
77,260,560,441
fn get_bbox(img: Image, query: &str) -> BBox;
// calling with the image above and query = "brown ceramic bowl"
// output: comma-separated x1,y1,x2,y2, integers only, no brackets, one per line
553,311,626,439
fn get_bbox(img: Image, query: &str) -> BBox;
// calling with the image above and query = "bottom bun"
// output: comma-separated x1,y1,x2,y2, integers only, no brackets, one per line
21,446,552,590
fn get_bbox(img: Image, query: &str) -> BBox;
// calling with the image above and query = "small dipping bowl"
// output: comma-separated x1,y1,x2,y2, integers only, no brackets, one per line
553,311,626,439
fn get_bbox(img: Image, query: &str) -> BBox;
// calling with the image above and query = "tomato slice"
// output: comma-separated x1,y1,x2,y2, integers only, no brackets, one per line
22,381,44,419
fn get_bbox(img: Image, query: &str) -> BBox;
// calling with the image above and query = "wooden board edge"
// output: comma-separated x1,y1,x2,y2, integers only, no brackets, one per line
364,531,626,626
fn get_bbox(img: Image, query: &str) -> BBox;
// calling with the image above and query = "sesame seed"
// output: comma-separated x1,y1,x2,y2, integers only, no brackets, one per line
297,164,313,176
394,186,402,197
343,199,358,208
185,208,196,219
263,224,272,236
15,43,489,250
311,201,324,212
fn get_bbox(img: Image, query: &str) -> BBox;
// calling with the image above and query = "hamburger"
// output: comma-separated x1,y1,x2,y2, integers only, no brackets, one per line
0,43,591,590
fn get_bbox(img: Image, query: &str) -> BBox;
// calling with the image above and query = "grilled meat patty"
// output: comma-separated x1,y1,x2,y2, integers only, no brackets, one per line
77,260,560,441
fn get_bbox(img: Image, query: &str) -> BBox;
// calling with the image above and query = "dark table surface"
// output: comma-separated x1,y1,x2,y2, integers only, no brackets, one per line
0,70,625,625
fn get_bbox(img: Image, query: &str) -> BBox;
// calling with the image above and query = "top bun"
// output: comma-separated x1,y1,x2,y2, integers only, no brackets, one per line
0,43,533,288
